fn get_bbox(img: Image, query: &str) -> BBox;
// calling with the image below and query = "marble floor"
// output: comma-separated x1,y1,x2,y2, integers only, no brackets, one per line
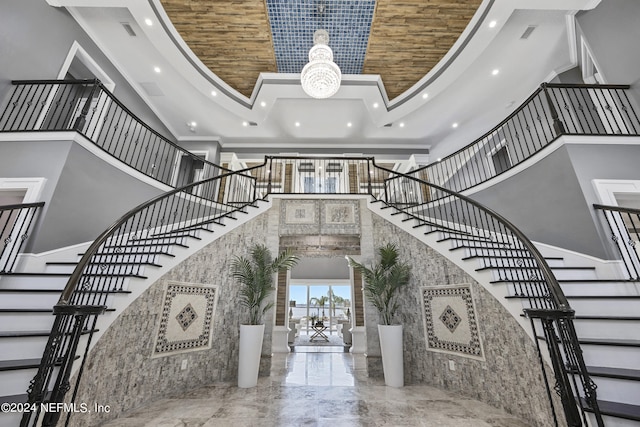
101,351,531,427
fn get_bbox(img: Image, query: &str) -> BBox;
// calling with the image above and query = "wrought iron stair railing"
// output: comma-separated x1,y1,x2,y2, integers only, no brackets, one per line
21,155,603,426
0,79,229,187
0,202,44,273
594,203,640,280
374,161,602,426
20,167,257,427
407,83,640,193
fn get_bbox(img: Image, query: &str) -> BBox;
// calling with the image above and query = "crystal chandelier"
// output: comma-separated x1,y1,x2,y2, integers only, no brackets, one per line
301,29,342,99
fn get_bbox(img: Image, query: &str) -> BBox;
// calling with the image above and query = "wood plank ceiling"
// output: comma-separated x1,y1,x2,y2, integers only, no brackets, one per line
160,0,482,100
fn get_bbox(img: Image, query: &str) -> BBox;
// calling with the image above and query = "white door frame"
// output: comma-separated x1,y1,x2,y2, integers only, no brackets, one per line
593,179,640,276
35,41,115,133
0,178,47,269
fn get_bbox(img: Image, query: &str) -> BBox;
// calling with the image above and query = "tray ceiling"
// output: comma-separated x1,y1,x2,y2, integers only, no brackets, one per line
159,0,482,99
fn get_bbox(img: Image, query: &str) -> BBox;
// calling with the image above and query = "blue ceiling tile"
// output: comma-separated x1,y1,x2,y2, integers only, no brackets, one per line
266,0,376,74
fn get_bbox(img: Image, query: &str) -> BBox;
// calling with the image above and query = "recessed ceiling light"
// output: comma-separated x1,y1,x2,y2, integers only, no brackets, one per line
437,158,442,162
211,90,217,97
422,93,428,99
144,18,153,26
260,101,266,107
489,20,497,28
242,121,248,127
452,122,459,128
492,69,500,76
153,66,161,73
373,102,379,109
399,122,405,128
295,122,300,127
347,122,352,127
190,121,197,127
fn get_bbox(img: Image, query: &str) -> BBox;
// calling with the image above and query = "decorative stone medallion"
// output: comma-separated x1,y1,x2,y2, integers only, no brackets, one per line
422,284,484,360
320,200,360,234
439,305,461,333
152,282,218,357
280,200,361,235
280,200,320,235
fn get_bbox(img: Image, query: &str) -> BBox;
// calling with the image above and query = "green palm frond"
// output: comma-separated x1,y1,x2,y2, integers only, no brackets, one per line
230,243,299,325
348,243,411,325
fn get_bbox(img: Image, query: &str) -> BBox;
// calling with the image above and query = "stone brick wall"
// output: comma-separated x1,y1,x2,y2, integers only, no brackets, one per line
366,214,557,427
68,205,278,426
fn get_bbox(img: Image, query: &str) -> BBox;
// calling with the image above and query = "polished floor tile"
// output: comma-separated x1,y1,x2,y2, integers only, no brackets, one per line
101,352,531,427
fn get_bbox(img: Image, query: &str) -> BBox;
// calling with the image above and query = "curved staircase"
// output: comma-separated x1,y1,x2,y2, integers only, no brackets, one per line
0,173,268,426
370,194,640,427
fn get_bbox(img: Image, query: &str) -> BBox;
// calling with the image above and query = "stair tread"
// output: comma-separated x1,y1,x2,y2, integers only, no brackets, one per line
82,251,175,257
462,255,563,261
0,288,130,295
0,308,115,313
0,330,53,337
575,315,640,321
477,266,594,272
437,236,502,244
0,329,97,338
451,245,528,251
558,279,640,283
0,393,28,404
568,294,640,299
133,232,200,240
47,261,161,267
0,358,43,371
582,398,640,421
82,273,147,278
0,272,69,277
507,294,640,300
105,242,188,249
493,280,640,289
586,365,640,381
580,338,640,347
47,261,162,267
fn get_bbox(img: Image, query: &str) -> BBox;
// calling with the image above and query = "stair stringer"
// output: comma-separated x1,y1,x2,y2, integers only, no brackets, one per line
71,200,273,376
368,200,536,344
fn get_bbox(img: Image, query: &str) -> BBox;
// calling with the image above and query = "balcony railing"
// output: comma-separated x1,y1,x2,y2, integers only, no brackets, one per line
0,79,228,187
407,83,640,193
0,202,44,273
594,203,640,280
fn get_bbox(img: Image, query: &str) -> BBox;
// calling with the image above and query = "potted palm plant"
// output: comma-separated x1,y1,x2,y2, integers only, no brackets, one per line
348,243,411,387
231,243,298,388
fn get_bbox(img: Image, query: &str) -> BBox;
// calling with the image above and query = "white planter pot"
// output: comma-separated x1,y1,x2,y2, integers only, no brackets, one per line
238,324,265,388
378,324,404,387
